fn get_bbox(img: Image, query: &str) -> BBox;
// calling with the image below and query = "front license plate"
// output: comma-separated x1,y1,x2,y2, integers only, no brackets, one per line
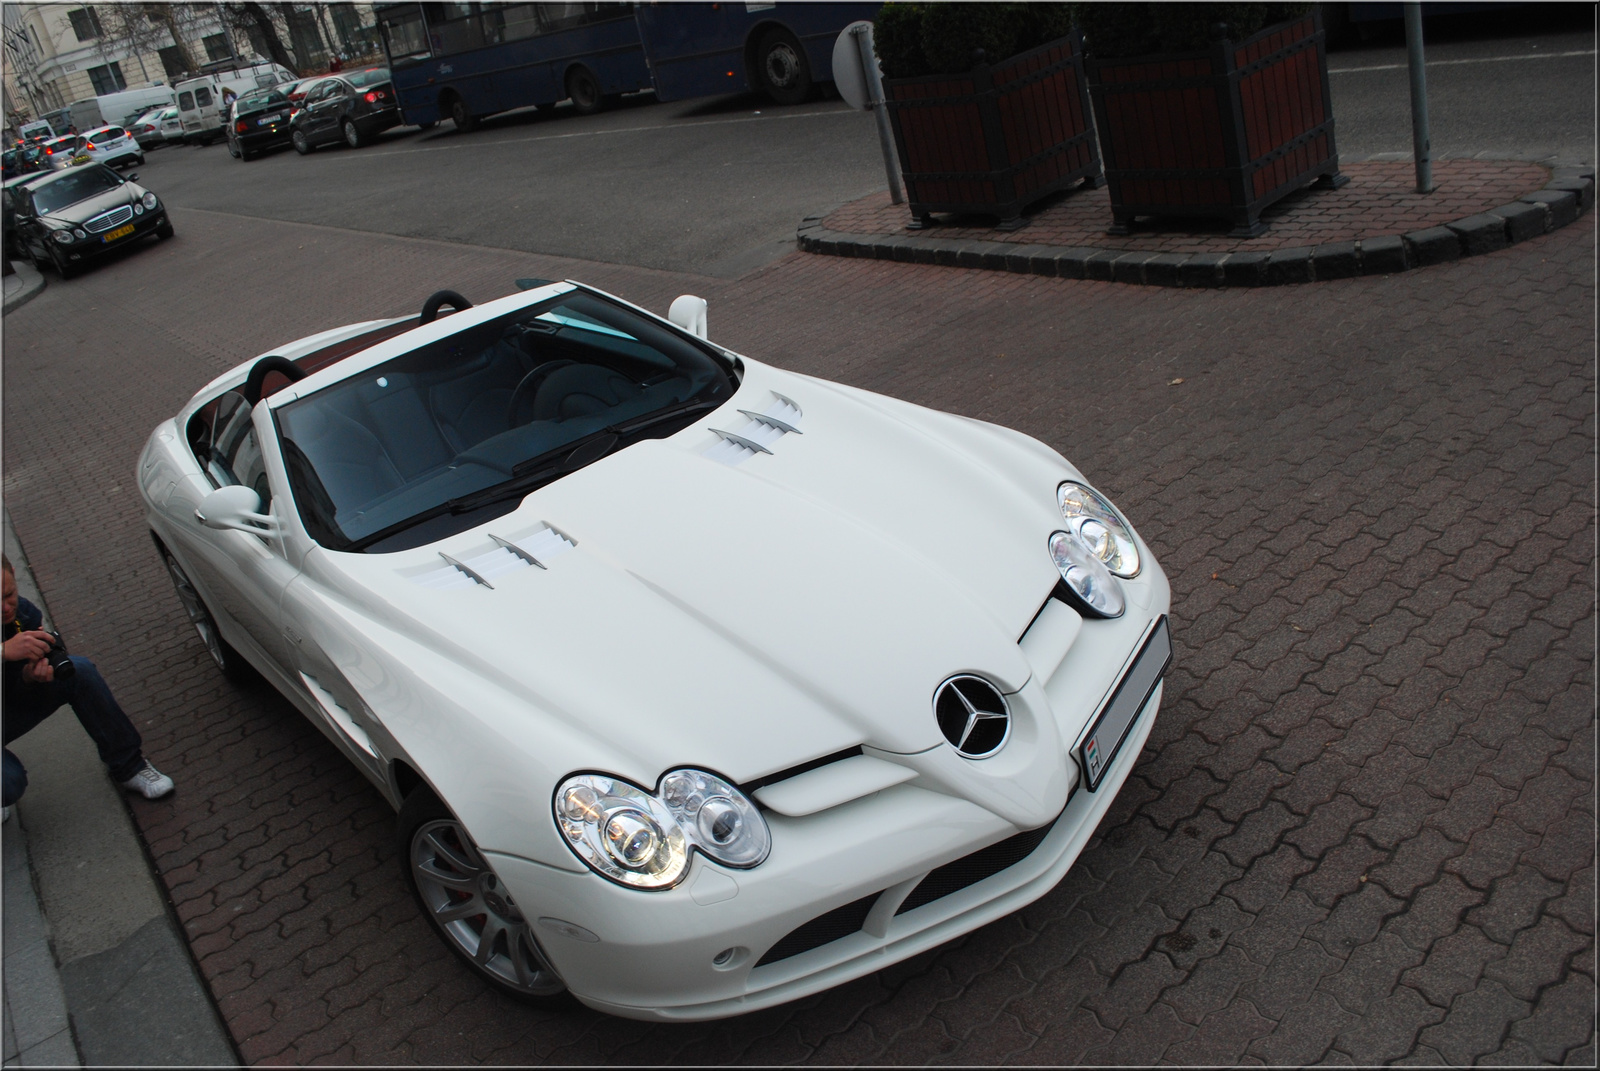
1080,616,1172,791
102,223,135,242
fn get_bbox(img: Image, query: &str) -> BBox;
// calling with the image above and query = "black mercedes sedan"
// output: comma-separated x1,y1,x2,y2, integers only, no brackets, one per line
226,86,295,161
11,164,172,278
290,67,401,153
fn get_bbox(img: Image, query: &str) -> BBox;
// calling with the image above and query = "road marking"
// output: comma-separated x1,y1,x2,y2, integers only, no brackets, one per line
355,107,861,161
1329,48,1595,74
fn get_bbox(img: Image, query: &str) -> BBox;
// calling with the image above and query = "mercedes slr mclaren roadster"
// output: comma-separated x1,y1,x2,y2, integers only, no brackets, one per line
139,281,1172,1020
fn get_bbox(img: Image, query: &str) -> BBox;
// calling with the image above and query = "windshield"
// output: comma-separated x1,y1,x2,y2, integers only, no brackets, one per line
276,290,736,552
236,89,288,114
32,167,122,213
344,68,390,88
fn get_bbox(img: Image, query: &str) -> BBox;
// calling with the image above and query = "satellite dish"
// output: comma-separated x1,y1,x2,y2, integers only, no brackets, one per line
831,21,878,112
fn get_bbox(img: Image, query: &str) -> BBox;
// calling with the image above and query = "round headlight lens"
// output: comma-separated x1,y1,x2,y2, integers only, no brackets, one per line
1058,481,1141,577
659,768,770,868
141,192,158,209
554,774,688,889
52,230,73,244
1050,530,1125,618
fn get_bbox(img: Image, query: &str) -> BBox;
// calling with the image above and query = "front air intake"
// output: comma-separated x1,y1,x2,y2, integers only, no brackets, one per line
895,815,1060,915
755,893,879,966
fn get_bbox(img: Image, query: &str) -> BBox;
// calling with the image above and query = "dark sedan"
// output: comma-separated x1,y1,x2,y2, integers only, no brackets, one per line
226,86,295,161
290,67,400,153
11,164,172,278
2,172,53,257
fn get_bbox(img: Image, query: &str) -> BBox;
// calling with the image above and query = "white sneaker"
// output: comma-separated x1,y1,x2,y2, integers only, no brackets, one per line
2,805,10,823
120,762,174,800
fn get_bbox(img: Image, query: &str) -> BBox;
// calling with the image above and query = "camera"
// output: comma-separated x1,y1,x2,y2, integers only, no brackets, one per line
41,630,75,681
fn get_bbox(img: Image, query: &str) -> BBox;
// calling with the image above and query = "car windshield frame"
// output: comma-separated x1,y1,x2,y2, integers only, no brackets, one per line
272,290,738,554
31,166,124,214
235,89,289,114
343,68,390,88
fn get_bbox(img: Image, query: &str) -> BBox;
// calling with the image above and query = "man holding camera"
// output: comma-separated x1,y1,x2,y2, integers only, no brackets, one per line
3,555,173,812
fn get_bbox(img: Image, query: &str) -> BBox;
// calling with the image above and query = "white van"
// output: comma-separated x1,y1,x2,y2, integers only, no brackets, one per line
68,86,176,134
175,60,295,145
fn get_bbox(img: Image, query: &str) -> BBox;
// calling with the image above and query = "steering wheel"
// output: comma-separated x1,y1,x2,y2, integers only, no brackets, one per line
507,360,576,426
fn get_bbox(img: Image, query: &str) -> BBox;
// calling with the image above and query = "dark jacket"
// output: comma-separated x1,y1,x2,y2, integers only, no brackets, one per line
4,596,45,704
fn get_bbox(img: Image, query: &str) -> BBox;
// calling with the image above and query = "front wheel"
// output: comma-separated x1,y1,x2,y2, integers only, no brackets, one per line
342,118,364,148
156,220,174,239
755,27,813,105
565,66,604,115
161,547,250,682
449,96,477,132
291,128,311,155
50,246,75,280
399,789,570,1003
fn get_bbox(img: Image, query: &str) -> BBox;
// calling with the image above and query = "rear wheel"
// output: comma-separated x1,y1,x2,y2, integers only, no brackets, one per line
291,128,311,155
755,27,812,105
449,96,477,132
399,789,570,1004
342,118,364,148
565,66,604,115
160,548,250,682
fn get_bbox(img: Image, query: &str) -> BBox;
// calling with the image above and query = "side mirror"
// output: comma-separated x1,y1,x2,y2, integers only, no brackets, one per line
125,172,138,182
668,294,707,339
196,485,276,535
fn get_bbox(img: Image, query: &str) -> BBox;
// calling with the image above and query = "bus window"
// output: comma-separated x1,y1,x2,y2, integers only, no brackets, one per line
499,4,544,42
379,3,433,65
432,4,488,53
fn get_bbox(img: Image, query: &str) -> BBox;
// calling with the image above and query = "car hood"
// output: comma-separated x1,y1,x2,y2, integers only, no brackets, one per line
40,185,140,226
307,361,1070,787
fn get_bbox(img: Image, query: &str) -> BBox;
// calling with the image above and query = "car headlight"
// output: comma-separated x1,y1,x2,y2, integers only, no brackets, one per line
141,192,158,210
1058,481,1141,578
52,230,72,244
1050,530,1125,618
554,768,769,889
133,203,144,215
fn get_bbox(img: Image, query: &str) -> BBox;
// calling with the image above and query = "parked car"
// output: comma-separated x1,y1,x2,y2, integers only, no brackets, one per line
40,135,82,170
2,146,43,179
290,67,401,152
225,86,295,160
74,125,145,169
129,107,172,149
2,171,54,256
10,163,172,278
176,59,296,145
136,280,1171,1019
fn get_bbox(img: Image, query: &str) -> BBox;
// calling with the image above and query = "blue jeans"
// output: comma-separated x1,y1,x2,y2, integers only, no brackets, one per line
3,655,145,805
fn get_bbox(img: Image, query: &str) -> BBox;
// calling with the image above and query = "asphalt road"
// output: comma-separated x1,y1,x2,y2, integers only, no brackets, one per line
129,25,1593,278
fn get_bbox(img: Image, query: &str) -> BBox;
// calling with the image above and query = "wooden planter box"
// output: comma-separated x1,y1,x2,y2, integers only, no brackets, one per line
883,34,1103,230
1085,13,1345,237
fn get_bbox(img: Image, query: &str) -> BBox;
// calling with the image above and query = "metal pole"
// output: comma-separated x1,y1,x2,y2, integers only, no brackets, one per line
1404,1,1433,193
853,24,904,205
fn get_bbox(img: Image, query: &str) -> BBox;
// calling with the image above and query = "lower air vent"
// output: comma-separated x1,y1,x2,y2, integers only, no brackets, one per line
895,815,1060,916
756,893,879,966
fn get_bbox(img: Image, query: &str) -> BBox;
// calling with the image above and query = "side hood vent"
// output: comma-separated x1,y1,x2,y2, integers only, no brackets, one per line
706,393,802,465
408,523,575,590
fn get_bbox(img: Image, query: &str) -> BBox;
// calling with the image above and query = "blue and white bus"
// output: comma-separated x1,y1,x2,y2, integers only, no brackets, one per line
375,2,653,130
375,2,880,131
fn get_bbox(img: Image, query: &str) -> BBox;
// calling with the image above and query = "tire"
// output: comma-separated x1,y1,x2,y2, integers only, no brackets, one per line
565,66,604,115
228,140,241,159
160,547,251,683
448,95,477,132
342,118,364,148
156,220,174,239
398,788,571,1004
50,246,75,280
755,27,813,105
292,128,311,155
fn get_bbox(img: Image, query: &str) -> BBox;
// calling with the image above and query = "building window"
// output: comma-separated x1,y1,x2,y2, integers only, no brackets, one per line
67,7,103,41
203,33,232,61
87,62,126,95
157,46,188,80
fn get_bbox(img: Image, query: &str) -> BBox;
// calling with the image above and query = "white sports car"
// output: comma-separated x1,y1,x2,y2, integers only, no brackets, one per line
138,280,1172,1021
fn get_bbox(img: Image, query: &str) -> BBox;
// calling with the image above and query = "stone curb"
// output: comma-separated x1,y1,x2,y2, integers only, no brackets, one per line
796,165,1594,288
3,257,47,314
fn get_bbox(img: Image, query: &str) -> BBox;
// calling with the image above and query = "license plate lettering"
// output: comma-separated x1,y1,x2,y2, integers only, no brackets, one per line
102,223,135,242
258,113,282,124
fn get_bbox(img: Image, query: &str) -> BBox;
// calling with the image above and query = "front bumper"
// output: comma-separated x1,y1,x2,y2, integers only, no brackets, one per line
484,567,1172,1021
58,210,167,263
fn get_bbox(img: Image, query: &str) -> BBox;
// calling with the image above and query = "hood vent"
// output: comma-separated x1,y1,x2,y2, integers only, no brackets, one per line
706,393,802,466
410,524,575,590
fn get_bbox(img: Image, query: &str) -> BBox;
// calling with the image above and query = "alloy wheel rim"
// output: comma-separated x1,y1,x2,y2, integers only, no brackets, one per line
411,818,564,995
344,122,358,147
164,556,226,670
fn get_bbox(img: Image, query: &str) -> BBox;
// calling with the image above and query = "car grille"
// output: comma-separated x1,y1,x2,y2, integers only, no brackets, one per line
894,814,1061,916
755,893,880,967
84,206,133,233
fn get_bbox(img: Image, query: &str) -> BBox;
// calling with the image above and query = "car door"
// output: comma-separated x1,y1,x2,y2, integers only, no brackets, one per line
306,82,341,144
167,389,301,685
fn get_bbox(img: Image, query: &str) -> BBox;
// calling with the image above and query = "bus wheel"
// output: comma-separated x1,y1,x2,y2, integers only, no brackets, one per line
756,27,812,106
566,66,604,115
448,96,477,132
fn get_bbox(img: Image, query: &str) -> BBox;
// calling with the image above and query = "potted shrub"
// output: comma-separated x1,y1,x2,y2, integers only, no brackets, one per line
1080,3,1346,236
874,3,1103,230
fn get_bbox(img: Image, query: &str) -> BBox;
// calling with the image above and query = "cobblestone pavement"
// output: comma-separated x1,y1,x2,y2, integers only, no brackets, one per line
824,160,1552,254
2,207,1593,1064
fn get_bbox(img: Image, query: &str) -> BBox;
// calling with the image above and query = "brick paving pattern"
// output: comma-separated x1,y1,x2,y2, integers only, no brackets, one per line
823,159,1552,254
2,207,1593,1064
